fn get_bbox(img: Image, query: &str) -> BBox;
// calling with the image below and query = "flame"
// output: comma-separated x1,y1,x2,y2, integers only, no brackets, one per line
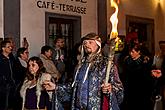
110,0,118,39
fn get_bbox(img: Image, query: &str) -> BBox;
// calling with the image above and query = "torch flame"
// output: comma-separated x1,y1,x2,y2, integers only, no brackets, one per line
105,0,119,84
110,0,118,39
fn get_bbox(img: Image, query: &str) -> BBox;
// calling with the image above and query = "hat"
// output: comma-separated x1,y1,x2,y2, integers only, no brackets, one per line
81,32,102,47
81,33,101,43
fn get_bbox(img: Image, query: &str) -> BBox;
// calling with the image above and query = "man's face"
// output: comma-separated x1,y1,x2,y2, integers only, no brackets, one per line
2,43,12,55
55,39,65,48
45,49,52,59
21,49,29,61
83,39,99,54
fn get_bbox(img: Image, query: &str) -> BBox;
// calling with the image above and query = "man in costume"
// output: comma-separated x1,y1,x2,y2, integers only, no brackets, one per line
44,32,124,110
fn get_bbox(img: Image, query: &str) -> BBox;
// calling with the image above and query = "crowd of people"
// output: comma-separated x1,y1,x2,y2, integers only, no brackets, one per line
0,32,164,110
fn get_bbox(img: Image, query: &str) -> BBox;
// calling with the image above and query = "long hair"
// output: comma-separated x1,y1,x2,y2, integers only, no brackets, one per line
26,56,46,80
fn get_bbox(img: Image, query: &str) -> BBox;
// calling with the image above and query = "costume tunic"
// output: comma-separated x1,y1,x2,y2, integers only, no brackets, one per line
71,54,124,110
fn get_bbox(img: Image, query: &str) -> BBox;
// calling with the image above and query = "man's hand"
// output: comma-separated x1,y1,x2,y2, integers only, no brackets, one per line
43,81,56,91
101,83,112,94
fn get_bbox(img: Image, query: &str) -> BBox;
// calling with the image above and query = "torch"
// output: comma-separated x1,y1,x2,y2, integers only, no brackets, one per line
102,1,119,109
105,0,119,84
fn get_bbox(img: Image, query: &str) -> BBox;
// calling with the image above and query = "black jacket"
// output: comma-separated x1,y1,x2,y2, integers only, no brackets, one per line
0,53,16,88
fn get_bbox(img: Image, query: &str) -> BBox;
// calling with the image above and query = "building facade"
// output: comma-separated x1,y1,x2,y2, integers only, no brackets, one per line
0,0,165,56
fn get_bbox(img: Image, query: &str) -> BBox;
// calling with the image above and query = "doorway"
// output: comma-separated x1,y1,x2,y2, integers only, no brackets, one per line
126,15,155,56
45,12,81,79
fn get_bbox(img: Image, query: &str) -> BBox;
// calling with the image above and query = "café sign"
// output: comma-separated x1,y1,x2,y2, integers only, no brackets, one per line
36,0,87,14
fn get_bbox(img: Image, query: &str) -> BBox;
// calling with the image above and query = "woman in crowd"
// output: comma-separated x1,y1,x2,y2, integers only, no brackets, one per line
122,43,153,110
20,56,51,110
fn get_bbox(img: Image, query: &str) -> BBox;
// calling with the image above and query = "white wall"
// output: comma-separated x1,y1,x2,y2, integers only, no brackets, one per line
0,0,3,38
21,0,97,57
107,0,165,52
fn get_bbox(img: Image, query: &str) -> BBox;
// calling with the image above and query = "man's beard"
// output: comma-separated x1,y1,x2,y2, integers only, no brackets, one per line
84,48,92,54
84,47,100,55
